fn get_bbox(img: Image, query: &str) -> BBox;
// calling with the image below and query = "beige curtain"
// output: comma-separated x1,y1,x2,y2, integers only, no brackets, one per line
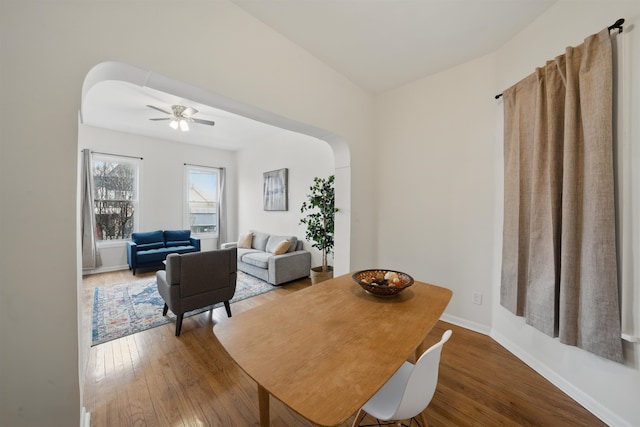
217,168,227,249
81,150,101,270
501,29,623,362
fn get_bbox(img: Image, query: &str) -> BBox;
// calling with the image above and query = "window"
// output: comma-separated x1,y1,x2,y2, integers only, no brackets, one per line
184,166,220,236
92,155,139,241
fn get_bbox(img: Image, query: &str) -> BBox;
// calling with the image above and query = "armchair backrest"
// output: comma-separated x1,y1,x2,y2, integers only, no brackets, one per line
165,248,237,298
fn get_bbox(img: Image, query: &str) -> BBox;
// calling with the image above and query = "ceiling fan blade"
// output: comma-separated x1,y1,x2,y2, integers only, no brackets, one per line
146,104,172,115
149,118,171,121
182,107,198,117
192,118,216,126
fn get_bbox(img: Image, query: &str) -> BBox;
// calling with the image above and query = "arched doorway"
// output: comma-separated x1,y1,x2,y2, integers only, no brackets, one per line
80,61,351,273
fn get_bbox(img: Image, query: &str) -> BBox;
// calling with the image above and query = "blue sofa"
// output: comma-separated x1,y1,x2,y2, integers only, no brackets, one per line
126,229,201,275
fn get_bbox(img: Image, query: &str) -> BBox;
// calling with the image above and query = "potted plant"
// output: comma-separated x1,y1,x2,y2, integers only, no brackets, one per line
300,175,338,284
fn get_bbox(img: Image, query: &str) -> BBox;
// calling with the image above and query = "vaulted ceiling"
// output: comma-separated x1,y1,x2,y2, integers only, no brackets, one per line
231,0,556,93
81,0,557,149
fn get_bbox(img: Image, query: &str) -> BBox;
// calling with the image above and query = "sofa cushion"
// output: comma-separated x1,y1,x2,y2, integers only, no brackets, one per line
286,236,298,253
266,235,298,254
251,230,270,251
164,230,191,245
237,248,260,261
237,232,253,249
241,251,271,269
132,230,164,245
137,242,164,251
136,247,173,263
165,240,191,248
170,245,198,253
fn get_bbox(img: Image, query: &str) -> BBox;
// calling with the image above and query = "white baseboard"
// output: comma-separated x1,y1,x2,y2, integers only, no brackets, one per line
436,315,631,427
80,407,90,427
490,329,632,427
439,313,492,336
83,264,130,275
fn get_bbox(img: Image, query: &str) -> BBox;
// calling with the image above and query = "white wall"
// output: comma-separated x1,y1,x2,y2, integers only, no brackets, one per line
80,115,335,272
79,125,239,272
374,2,640,426
235,129,335,268
0,1,372,426
3,0,638,426
374,53,497,332
491,2,640,427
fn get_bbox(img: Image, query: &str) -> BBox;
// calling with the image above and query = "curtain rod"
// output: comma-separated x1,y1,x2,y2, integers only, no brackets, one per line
494,18,625,100
608,18,625,33
85,150,143,160
184,163,224,170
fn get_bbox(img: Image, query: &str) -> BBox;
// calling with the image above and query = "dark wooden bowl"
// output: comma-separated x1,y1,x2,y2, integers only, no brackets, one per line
352,270,414,297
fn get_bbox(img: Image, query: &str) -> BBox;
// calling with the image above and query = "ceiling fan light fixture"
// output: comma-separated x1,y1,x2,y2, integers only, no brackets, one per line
148,104,212,132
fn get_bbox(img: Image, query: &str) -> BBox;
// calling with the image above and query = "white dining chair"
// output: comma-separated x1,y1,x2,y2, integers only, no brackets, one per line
352,330,453,427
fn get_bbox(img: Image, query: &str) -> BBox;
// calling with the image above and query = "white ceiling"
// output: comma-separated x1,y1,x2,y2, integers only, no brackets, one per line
82,81,288,151
81,0,557,149
231,0,557,93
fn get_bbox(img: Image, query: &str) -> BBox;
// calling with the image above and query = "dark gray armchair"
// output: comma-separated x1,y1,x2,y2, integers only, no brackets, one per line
156,247,237,336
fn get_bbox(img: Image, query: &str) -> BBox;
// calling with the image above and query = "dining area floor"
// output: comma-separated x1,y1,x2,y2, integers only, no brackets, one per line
82,270,606,427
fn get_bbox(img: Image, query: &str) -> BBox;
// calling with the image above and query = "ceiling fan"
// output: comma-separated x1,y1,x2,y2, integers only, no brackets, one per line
146,104,215,131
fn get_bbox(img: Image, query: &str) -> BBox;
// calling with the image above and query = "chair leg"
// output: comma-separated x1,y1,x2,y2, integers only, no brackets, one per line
224,301,232,317
351,408,365,427
175,314,183,336
414,413,426,427
162,303,169,316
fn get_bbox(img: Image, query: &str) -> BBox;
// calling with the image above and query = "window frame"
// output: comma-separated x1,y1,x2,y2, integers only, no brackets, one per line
183,165,220,238
91,153,141,244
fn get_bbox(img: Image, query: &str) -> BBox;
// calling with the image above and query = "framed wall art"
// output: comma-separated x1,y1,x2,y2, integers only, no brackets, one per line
263,168,288,211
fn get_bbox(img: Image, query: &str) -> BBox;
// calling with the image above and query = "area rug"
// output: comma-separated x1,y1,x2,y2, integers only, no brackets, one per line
92,271,275,346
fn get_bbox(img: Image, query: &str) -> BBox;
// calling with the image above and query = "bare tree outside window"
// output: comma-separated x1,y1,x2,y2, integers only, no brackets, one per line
92,157,138,240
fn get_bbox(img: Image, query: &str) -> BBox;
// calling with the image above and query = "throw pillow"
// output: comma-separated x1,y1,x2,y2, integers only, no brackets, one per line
272,240,290,255
237,232,253,249
266,235,294,253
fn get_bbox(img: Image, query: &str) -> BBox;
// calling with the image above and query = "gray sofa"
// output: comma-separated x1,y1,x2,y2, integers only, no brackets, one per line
221,230,311,285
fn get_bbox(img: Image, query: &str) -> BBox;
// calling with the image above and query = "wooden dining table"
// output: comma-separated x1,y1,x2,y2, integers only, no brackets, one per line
213,272,452,426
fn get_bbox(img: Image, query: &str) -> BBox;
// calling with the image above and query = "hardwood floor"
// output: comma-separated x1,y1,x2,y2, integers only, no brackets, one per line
82,271,606,427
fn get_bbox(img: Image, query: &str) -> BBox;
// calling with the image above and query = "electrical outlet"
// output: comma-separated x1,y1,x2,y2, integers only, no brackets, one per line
472,292,483,305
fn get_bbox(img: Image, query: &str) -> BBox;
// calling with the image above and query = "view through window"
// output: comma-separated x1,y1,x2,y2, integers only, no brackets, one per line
185,166,219,236
92,155,139,240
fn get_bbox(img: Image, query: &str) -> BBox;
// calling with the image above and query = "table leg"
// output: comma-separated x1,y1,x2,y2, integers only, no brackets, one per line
258,384,270,427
